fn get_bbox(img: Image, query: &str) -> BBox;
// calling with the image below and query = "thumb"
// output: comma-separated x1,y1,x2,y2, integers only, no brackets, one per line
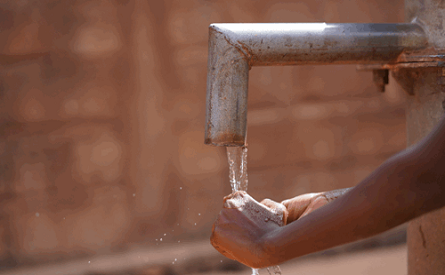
299,195,329,219
281,193,320,223
260,198,288,226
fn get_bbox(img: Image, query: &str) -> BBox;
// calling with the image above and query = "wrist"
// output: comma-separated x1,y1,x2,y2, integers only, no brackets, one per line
258,227,284,268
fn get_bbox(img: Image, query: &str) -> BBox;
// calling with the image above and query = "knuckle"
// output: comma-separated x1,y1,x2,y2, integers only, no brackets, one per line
261,198,274,207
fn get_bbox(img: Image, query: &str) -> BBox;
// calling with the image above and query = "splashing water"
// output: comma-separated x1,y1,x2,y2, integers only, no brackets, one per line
226,146,281,275
267,266,282,274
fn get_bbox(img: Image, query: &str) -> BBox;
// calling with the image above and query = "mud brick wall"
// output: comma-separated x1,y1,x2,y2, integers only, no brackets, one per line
0,0,406,270
0,0,137,267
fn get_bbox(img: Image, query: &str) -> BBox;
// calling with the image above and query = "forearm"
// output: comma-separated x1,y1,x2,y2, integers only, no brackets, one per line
263,135,445,265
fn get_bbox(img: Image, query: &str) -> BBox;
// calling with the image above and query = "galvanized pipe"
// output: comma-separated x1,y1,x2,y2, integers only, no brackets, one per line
205,23,427,146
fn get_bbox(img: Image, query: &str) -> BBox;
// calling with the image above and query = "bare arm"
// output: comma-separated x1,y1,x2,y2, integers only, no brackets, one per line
262,115,445,266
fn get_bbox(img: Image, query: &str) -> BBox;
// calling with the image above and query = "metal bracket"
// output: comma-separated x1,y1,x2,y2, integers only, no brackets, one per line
357,48,445,94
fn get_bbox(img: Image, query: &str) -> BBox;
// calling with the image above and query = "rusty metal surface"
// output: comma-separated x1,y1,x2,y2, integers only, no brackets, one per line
356,48,445,71
205,23,428,146
357,61,441,70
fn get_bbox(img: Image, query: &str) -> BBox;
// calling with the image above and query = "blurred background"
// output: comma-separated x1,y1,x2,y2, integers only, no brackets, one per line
0,0,409,274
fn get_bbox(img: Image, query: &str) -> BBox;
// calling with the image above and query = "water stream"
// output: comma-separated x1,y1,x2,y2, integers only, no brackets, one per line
226,146,282,275
227,146,248,193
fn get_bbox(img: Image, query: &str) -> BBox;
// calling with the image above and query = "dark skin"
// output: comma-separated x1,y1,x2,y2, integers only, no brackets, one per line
211,115,445,269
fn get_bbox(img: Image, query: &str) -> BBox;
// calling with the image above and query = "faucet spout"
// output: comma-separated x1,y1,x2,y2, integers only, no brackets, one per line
205,23,427,146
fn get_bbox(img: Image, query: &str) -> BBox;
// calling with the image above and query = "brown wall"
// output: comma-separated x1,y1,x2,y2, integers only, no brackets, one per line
0,0,406,270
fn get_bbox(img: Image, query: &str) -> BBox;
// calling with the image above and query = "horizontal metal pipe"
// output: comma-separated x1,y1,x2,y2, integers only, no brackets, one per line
205,23,427,146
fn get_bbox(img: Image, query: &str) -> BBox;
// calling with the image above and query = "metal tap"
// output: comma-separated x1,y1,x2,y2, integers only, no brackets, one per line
204,23,428,146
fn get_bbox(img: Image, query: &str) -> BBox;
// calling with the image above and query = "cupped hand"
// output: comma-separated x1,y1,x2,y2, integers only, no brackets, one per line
210,189,350,268
210,191,286,268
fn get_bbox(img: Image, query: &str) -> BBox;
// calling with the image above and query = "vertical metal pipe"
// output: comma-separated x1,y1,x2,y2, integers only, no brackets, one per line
405,1,445,274
205,27,249,146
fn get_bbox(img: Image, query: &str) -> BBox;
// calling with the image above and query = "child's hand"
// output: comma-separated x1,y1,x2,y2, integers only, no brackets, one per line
210,191,286,268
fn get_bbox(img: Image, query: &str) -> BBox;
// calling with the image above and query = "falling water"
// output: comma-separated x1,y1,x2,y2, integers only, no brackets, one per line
227,146,248,193
226,146,281,275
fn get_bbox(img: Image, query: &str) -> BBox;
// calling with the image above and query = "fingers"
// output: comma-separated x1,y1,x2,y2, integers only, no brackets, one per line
280,189,352,222
260,199,289,225
223,191,247,209
260,198,278,209
281,193,332,222
281,193,319,223
299,195,329,219
223,191,244,202
261,193,330,224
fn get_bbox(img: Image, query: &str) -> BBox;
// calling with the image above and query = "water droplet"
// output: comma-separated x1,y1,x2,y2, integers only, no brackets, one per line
88,261,91,264
180,187,182,190
63,217,65,220
194,223,197,226
172,229,174,232
178,240,180,243
164,233,167,236
177,223,179,226
175,258,177,261
133,193,136,197
160,238,163,241
270,265,282,274
221,260,223,263
155,239,158,241
198,213,201,216
264,218,269,222
172,262,175,265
